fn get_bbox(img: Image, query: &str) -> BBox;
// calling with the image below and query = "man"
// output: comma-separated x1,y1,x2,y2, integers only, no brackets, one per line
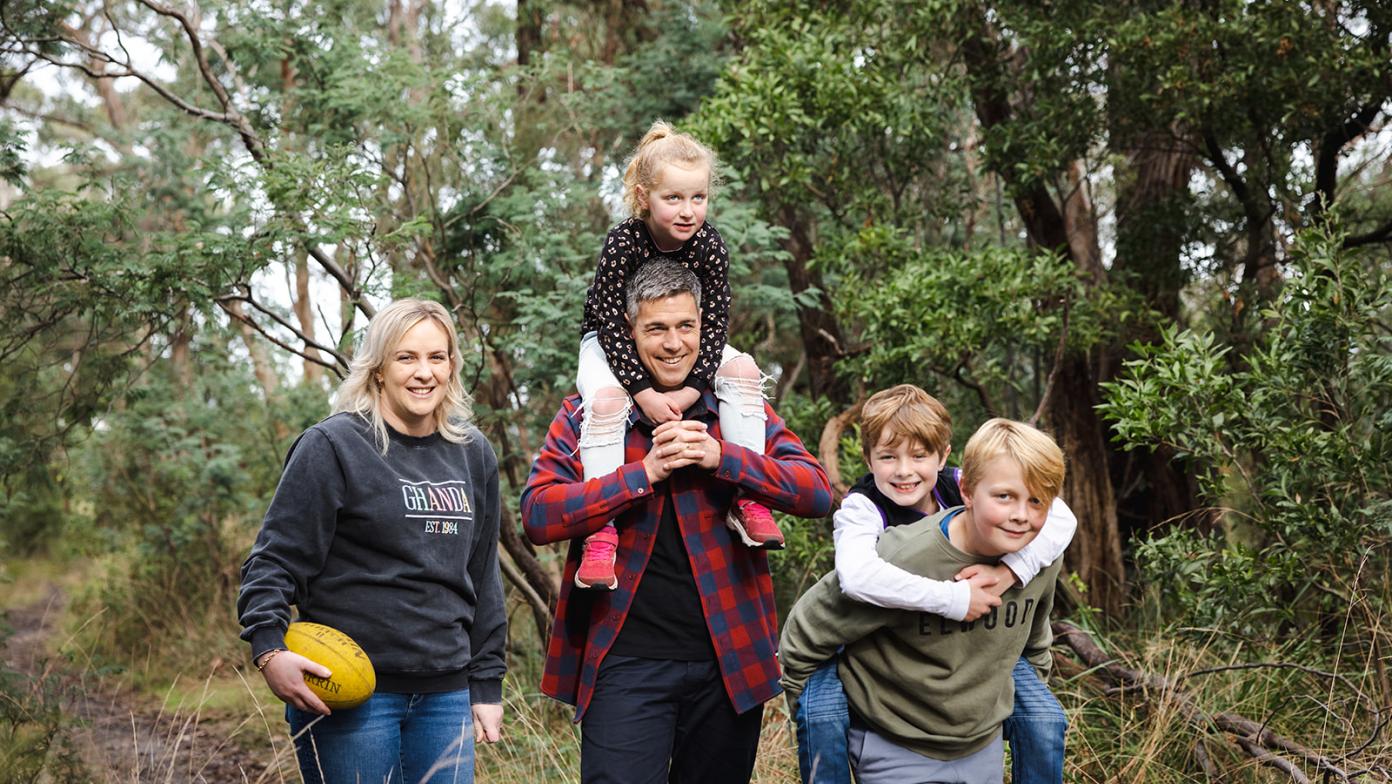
522,260,832,783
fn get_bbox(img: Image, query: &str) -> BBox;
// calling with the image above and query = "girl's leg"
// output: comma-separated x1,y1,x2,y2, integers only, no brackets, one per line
399,689,476,784
1002,656,1068,784
714,347,784,549
576,333,629,589
287,693,406,784
794,659,853,784
713,349,767,454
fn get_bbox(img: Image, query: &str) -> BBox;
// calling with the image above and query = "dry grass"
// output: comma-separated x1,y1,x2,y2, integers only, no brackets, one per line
1058,623,1392,783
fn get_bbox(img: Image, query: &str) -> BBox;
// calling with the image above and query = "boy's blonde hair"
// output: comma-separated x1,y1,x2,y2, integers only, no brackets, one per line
333,298,473,454
960,418,1066,504
859,384,952,458
622,120,720,219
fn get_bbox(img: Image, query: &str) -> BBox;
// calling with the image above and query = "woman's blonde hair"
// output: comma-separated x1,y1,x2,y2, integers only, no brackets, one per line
622,120,720,219
960,418,1066,504
333,298,473,453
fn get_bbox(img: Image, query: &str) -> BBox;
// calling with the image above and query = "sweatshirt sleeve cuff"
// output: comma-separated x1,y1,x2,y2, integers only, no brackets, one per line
470,678,503,704
250,626,287,661
627,377,654,395
943,580,972,623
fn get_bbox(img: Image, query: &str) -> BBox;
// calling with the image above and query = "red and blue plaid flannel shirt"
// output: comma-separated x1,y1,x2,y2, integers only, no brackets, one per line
521,391,832,720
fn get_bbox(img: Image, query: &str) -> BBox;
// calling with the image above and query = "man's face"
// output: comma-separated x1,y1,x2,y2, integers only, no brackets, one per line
629,293,701,392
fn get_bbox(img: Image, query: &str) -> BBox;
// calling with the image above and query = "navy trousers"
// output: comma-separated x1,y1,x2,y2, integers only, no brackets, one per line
581,654,764,784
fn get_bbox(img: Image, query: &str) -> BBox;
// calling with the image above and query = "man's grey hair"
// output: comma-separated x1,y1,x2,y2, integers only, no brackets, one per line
625,260,702,322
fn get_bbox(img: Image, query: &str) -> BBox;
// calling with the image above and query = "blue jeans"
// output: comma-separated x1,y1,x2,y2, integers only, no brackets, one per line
794,659,852,784
287,689,476,784
793,657,1067,784
1002,657,1067,784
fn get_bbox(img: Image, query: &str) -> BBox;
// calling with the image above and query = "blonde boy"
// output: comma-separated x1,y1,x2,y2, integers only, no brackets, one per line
836,386,1073,621
791,385,1074,784
783,419,1069,784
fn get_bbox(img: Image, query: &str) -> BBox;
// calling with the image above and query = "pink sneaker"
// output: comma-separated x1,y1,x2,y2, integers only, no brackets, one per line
727,499,785,550
575,526,619,590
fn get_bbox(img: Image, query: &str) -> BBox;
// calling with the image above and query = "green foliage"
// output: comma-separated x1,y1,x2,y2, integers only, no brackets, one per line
67,337,312,668
698,0,972,230
1101,228,1392,635
834,226,1137,420
0,652,89,783
0,121,27,186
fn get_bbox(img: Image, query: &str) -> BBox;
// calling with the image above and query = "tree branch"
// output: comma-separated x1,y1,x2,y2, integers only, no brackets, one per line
217,296,347,377
1054,621,1363,782
953,359,1000,418
1201,131,1253,213
818,397,865,501
1343,218,1392,248
1029,297,1070,426
1313,101,1385,219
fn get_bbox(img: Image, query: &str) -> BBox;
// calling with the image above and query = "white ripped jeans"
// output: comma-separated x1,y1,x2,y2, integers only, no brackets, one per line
576,331,768,481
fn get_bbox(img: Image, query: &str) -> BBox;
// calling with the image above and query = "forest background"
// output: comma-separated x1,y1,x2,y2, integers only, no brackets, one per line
1,0,1391,781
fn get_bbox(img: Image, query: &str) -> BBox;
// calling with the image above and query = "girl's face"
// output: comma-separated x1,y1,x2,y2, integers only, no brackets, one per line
639,161,710,252
376,318,452,436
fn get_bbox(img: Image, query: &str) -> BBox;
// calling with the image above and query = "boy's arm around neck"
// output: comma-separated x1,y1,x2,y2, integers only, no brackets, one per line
833,493,971,620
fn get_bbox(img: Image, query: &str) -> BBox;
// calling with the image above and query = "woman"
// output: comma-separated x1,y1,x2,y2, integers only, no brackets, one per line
238,299,506,783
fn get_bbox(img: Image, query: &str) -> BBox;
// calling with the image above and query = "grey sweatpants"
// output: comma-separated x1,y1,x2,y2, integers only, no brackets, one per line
847,723,1004,784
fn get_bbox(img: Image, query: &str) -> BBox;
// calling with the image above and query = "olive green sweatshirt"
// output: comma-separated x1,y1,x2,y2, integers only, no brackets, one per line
779,507,1061,759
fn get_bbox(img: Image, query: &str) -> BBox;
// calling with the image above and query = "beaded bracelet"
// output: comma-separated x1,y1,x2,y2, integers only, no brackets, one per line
255,648,287,671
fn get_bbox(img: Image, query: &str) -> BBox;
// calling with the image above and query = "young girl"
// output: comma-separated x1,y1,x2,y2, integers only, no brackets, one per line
574,120,783,589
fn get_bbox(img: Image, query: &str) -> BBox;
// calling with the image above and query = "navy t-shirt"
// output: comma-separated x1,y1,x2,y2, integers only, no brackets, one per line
608,481,716,661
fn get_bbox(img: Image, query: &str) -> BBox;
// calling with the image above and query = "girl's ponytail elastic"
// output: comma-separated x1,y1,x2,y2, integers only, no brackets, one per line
637,120,673,149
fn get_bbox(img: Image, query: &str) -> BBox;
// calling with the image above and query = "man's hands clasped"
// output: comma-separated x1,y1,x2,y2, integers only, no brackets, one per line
643,420,722,484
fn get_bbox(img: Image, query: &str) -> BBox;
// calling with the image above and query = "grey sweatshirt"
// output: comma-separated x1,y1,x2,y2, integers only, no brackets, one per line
237,413,507,701
780,507,1060,759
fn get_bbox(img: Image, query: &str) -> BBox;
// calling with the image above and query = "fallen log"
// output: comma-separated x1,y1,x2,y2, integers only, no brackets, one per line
1052,620,1381,782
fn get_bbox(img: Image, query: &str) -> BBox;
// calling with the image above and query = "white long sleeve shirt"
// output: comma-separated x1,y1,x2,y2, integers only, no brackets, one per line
833,485,1077,622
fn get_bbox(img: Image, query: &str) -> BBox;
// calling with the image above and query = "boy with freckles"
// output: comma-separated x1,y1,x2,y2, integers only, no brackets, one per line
781,417,1070,784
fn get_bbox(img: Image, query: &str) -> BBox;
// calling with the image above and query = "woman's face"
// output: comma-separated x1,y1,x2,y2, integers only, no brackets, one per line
377,318,452,436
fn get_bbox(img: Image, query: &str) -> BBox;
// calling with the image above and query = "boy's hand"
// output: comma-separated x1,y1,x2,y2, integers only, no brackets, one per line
956,563,1019,599
961,570,1003,621
635,388,682,423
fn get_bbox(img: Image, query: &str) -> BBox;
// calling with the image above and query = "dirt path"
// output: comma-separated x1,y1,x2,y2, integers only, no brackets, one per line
2,586,279,783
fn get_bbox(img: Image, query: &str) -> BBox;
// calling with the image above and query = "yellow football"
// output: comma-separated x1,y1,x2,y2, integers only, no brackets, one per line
284,621,376,710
